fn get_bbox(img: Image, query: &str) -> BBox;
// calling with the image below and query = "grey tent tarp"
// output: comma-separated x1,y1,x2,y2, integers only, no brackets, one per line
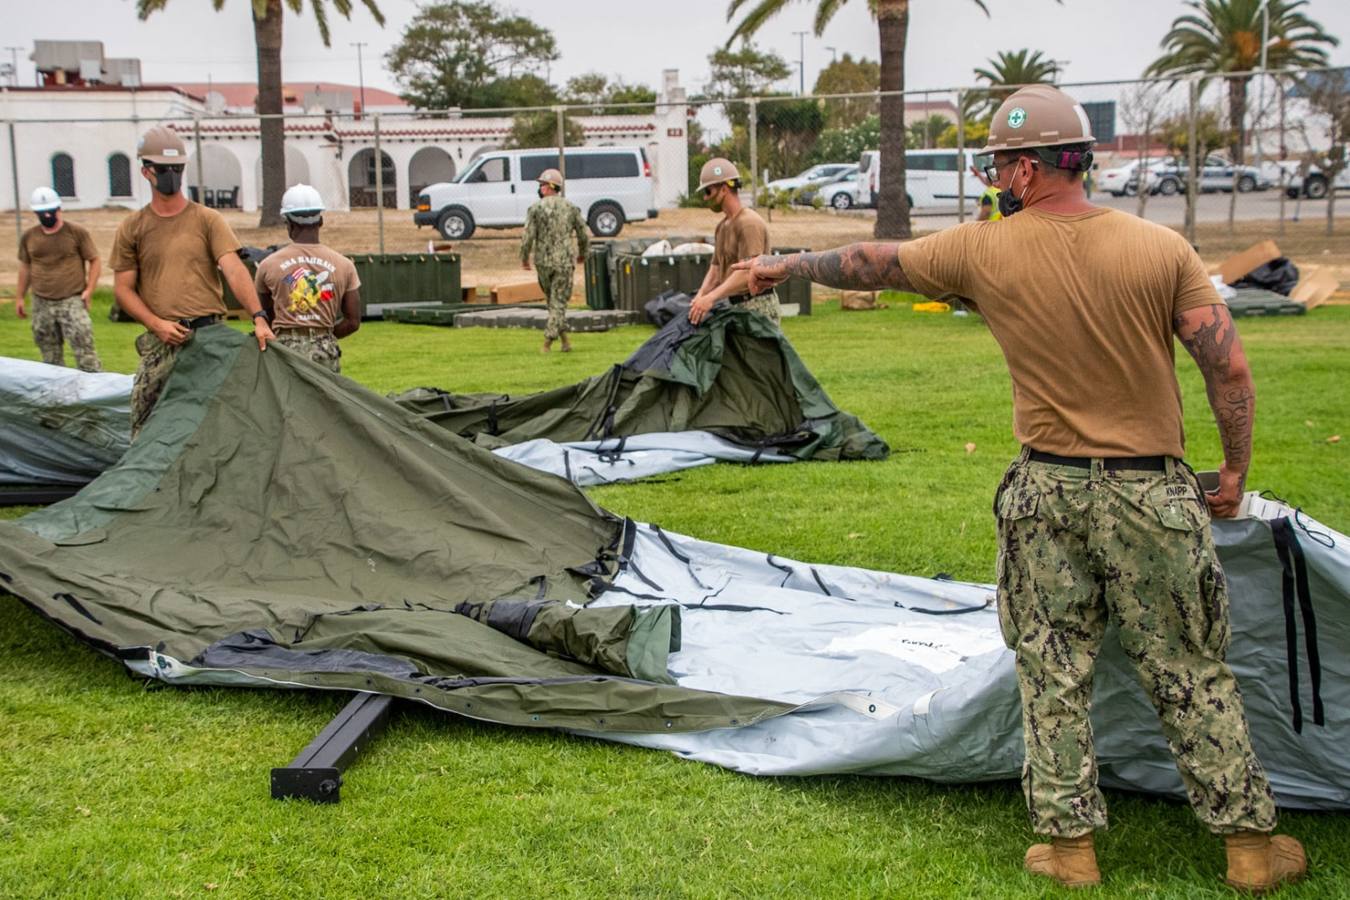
1,327,1346,808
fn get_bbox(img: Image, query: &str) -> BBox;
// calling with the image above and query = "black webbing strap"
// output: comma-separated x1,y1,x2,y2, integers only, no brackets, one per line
1271,517,1325,733
596,435,629,463
649,524,713,591
584,366,624,441
486,398,500,437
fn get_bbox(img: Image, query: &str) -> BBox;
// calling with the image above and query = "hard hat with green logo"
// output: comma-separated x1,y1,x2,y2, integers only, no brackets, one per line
984,85,1095,171
536,168,564,189
698,158,741,192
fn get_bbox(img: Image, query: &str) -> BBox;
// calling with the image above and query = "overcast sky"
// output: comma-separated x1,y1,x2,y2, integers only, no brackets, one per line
7,0,1349,100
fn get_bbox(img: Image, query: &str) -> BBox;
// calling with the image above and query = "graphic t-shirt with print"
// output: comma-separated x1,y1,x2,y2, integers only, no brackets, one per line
254,243,361,330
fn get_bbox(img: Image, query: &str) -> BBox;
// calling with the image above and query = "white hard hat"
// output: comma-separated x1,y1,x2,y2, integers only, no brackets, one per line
30,187,62,212
280,183,325,224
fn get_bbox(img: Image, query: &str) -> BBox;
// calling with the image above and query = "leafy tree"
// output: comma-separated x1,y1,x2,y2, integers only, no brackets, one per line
726,0,1059,239
137,0,385,227
703,44,793,102
972,49,1060,118
563,73,658,114
907,113,949,149
505,112,584,150
386,1,559,110
813,53,880,127
475,74,558,109
1144,0,1338,162
936,120,990,148
758,98,826,180
817,114,881,165
1158,106,1231,161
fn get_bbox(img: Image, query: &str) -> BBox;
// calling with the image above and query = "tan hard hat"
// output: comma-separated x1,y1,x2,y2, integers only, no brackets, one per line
984,85,1095,153
536,168,563,188
137,125,188,165
698,158,740,192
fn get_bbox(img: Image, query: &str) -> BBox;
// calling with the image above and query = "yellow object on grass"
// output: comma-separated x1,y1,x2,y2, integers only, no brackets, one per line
911,301,951,313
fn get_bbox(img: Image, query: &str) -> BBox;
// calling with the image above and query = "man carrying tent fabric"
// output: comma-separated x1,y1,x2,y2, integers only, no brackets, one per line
688,158,780,328
733,84,1304,894
111,126,274,438
520,168,588,353
254,184,361,374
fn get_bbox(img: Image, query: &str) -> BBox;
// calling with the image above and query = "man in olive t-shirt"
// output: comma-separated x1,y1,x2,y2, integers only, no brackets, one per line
110,126,274,438
254,183,361,374
734,85,1302,894
687,158,780,327
16,188,102,371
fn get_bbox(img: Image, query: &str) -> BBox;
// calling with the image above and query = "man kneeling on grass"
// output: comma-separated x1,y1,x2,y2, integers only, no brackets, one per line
734,84,1304,894
254,184,361,373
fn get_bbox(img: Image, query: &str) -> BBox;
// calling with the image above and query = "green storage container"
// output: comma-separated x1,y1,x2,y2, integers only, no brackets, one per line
349,252,461,318
612,246,811,316
585,242,614,310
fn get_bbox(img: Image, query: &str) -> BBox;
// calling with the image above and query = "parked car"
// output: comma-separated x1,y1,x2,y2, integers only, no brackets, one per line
765,163,855,192
857,148,992,210
1099,158,1171,197
1138,155,1270,195
1284,165,1350,200
795,167,861,209
414,146,657,239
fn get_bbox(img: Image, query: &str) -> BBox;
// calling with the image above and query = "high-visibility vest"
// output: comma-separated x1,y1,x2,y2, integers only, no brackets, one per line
980,185,1003,221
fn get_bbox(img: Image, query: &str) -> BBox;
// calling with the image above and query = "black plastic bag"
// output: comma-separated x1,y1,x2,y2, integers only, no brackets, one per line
1233,257,1300,296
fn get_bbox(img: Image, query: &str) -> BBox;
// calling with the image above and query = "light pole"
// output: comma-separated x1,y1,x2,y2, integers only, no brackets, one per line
4,47,22,86
1254,0,1270,169
350,41,367,118
792,30,808,95
824,46,838,65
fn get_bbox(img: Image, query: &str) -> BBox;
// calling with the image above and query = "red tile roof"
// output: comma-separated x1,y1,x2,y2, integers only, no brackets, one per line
175,81,407,109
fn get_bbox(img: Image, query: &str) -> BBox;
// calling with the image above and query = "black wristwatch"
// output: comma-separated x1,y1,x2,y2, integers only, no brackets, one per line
251,310,269,321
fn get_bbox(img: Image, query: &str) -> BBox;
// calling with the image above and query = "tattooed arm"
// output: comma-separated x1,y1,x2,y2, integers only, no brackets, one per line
1174,303,1255,518
732,242,918,295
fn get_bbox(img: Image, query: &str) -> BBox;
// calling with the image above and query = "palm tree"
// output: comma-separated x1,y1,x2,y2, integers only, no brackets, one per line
727,0,1062,239
1144,0,1338,164
973,49,1061,119
138,0,385,227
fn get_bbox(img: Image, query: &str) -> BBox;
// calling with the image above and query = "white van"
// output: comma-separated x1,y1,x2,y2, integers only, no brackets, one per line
856,148,992,211
415,146,657,239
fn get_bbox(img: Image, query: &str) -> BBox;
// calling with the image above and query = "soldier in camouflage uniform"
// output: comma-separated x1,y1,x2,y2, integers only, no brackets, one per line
520,168,588,352
518,168,588,350
16,187,102,372
736,84,1303,894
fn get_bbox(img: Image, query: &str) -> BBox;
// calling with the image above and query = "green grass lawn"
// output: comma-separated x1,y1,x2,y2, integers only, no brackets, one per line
1,292,1347,898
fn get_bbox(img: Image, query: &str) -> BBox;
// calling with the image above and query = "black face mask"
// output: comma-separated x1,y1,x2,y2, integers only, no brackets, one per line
151,170,183,198
997,188,1024,218
36,211,59,228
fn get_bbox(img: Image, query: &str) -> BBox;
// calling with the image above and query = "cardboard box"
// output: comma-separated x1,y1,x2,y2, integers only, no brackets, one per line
1290,266,1340,310
492,279,546,305
461,285,491,304
1211,240,1281,286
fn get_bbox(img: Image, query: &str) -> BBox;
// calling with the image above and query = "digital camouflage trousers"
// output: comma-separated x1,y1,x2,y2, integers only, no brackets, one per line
130,329,187,440
994,448,1277,838
31,294,101,372
536,264,574,340
735,292,781,327
275,329,341,373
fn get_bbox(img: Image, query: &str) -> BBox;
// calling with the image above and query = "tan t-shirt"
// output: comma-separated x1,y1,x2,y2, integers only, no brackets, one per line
254,243,361,330
19,221,98,300
109,202,240,319
712,207,771,287
897,207,1221,458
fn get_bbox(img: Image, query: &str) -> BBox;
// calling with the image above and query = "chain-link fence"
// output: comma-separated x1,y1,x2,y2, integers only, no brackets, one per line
3,66,1346,255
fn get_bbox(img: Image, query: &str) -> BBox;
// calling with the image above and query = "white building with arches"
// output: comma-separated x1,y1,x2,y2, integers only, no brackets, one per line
1,72,691,217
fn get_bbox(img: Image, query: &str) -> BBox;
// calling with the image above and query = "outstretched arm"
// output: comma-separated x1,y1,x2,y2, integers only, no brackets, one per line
732,242,918,295
1174,302,1254,518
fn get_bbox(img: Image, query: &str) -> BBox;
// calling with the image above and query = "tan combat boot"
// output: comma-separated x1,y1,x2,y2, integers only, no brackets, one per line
540,338,553,353
1225,831,1306,894
1024,833,1101,888
560,334,572,353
